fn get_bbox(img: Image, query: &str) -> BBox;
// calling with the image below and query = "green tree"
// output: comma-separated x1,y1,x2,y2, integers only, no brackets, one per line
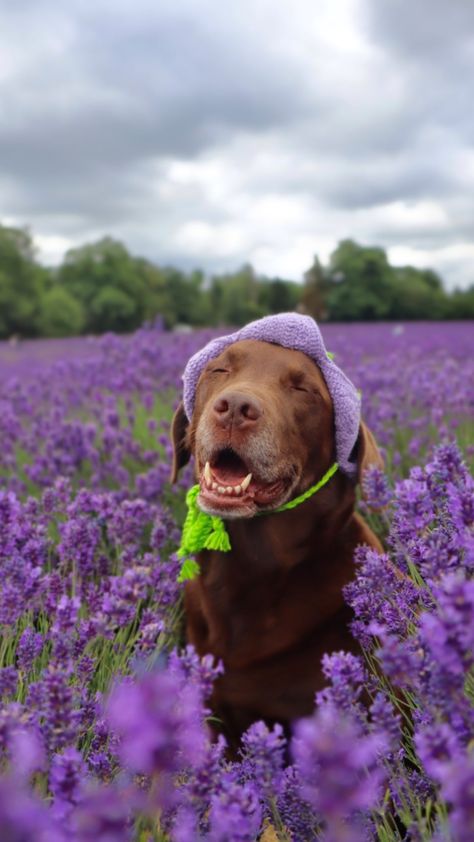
36,286,85,337
185,270,213,326
212,264,266,325
133,258,174,326
445,285,474,319
160,267,211,327
301,256,329,320
259,278,301,314
325,240,395,321
208,278,225,325
391,267,447,319
89,286,136,333
2,221,467,335
0,224,49,338
58,237,147,333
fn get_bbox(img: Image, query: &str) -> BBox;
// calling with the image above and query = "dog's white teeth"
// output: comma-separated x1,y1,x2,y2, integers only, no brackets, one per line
205,473,251,497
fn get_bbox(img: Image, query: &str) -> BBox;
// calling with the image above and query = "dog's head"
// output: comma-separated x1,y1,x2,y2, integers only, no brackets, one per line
171,338,382,519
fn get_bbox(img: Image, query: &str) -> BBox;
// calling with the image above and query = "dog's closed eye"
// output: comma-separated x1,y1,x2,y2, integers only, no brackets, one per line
291,383,309,392
286,371,318,395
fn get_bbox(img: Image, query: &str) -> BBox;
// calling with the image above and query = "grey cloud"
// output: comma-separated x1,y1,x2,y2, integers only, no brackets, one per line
315,149,458,209
0,1,311,196
1,0,473,287
365,0,474,60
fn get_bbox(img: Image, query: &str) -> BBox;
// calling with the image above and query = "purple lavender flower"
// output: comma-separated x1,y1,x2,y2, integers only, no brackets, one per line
316,651,367,717
405,573,474,739
138,617,165,651
207,774,262,842
150,513,168,549
50,747,87,821
180,734,227,826
29,667,81,751
415,723,461,781
388,442,473,583
388,760,435,841
394,475,435,531
446,476,474,531
101,566,152,629
361,465,393,509
344,545,420,646
69,785,133,842
107,498,155,550
0,778,57,842
368,693,401,753
168,645,224,708
87,750,113,781
16,628,44,674
106,665,207,795
172,805,201,842
0,666,18,700
435,753,474,842
239,720,286,803
276,765,320,842
7,726,46,781
426,442,470,487
291,705,387,840
375,632,423,688
58,516,101,580
43,570,66,615
147,550,182,610
52,595,81,634
419,573,474,678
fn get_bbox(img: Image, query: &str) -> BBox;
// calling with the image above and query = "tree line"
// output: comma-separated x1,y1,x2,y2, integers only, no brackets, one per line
0,223,472,339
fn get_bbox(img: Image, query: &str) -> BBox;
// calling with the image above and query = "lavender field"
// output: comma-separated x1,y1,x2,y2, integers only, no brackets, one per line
0,321,473,841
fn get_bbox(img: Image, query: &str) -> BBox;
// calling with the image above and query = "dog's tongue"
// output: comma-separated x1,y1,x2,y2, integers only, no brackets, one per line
211,449,251,487
212,465,248,485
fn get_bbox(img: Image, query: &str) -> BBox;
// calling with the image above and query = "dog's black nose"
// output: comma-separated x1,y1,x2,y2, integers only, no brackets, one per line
213,391,262,428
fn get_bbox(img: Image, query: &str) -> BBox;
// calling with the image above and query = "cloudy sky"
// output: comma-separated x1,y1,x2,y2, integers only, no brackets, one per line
1,0,473,288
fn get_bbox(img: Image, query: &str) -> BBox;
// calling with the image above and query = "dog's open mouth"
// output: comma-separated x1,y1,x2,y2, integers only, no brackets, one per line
198,447,289,517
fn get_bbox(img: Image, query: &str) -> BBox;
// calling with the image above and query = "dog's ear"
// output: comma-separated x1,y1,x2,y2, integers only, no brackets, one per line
170,402,191,483
354,420,384,485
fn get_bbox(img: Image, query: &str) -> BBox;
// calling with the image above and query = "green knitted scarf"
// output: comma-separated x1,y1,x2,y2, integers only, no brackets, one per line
177,461,339,581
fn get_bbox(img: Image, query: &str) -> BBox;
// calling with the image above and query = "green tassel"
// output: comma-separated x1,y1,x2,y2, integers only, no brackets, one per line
204,517,232,552
177,558,201,582
177,484,231,582
178,485,214,556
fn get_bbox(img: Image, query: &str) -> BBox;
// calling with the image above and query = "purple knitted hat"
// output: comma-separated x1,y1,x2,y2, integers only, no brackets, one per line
182,313,361,478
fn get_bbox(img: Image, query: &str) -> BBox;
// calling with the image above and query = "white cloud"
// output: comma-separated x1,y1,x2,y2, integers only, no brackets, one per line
34,233,74,265
173,221,247,258
389,242,474,290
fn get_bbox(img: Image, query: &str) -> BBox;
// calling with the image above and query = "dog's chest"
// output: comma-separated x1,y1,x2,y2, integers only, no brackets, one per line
191,568,283,663
185,548,350,669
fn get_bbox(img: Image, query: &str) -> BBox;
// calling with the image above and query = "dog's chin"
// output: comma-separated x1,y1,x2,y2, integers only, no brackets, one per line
198,489,257,519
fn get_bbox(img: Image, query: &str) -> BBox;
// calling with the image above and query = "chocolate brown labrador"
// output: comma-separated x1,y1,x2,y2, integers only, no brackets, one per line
171,339,383,748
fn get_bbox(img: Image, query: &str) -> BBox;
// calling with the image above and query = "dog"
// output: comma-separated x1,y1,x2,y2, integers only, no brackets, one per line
171,319,383,749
